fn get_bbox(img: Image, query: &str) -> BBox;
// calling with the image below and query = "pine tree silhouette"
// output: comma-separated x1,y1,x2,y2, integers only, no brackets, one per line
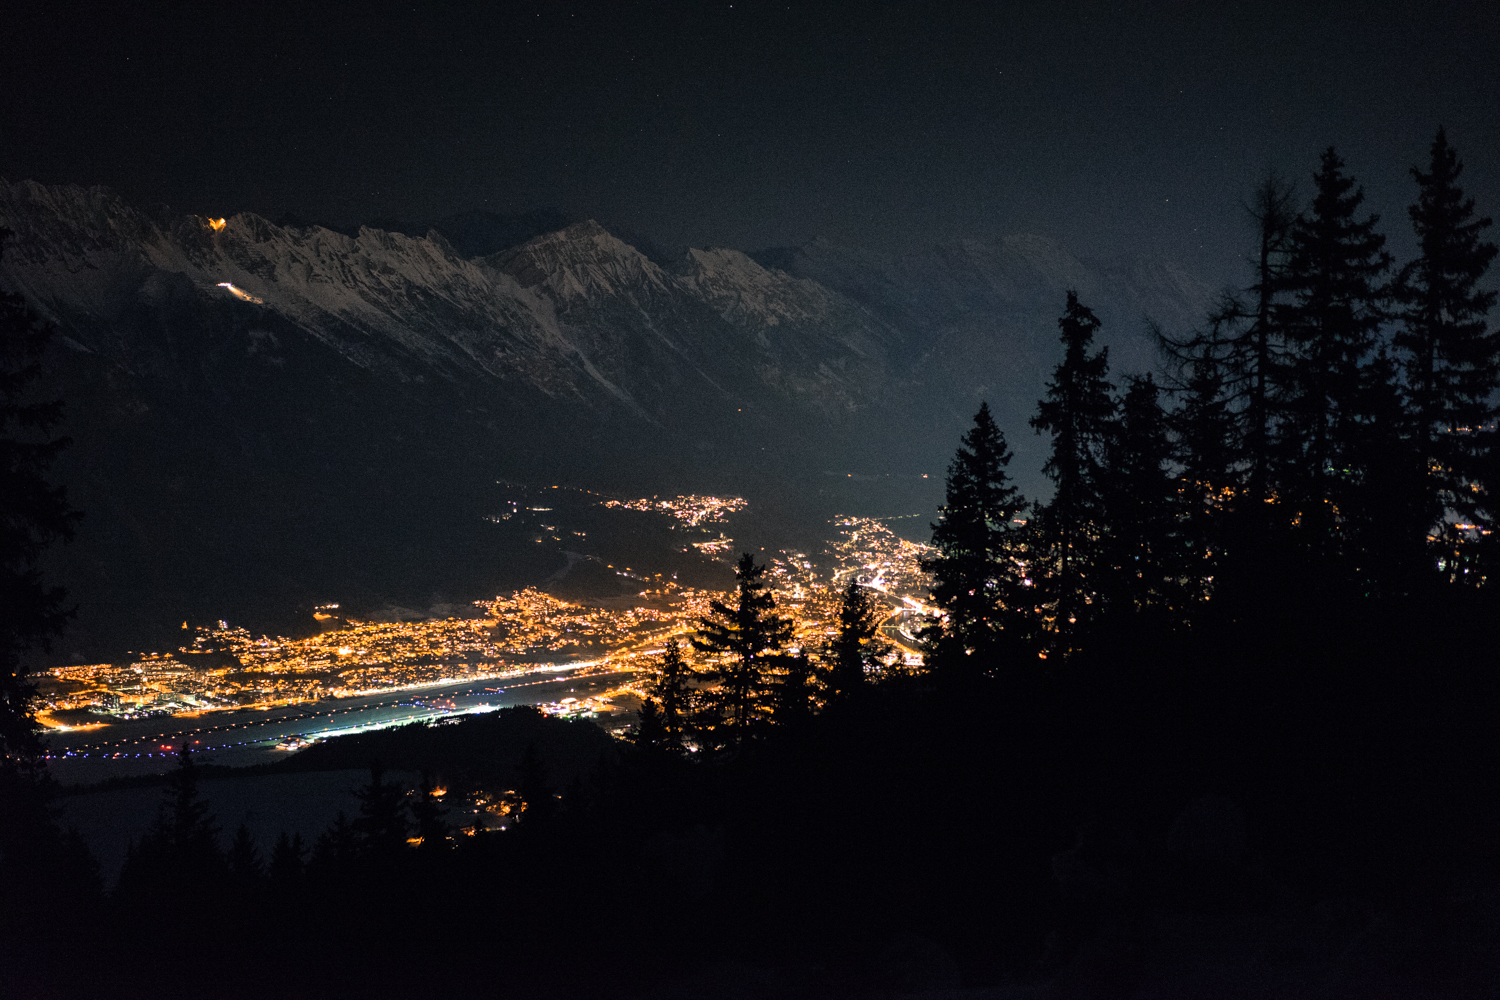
1162,309,1238,600
1276,147,1393,565
634,697,669,748
268,831,305,885
1241,170,1300,503
1395,128,1499,582
227,822,264,885
516,742,556,825
0,229,78,771
412,770,451,850
823,579,891,701
118,741,225,899
353,762,410,856
922,402,1032,671
691,552,793,741
1100,375,1181,613
771,651,817,725
1032,293,1117,641
643,636,694,748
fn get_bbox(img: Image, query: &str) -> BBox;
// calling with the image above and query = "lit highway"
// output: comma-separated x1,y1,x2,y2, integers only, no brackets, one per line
43,666,637,785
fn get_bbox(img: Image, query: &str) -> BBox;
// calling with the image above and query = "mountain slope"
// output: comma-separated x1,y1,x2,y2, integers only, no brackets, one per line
0,179,1213,657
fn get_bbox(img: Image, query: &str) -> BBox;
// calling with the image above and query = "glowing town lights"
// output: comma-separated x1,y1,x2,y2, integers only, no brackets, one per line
208,217,227,231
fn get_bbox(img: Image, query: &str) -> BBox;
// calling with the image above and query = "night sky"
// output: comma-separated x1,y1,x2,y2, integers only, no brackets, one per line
4,1,1496,285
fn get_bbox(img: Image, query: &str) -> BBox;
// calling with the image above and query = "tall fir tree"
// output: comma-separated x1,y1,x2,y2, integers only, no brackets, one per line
1158,304,1240,598
1031,293,1116,638
268,831,306,886
691,552,793,741
643,636,694,748
0,230,77,772
412,771,451,851
1099,375,1182,613
1275,148,1393,564
353,762,410,856
516,742,556,826
922,402,1032,670
1240,170,1300,503
770,651,817,725
1394,127,1498,581
117,741,225,900
1348,346,1434,593
823,579,891,701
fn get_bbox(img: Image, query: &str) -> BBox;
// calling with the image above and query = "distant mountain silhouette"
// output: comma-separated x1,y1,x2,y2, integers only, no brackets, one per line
0,178,1211,656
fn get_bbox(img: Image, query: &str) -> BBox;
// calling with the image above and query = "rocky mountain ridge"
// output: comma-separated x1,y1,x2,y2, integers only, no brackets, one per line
0,178,1214,656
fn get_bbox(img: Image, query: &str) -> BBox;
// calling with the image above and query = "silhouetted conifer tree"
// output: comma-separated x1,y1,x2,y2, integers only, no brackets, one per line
412,771,451,850
823,579,891,701
1241,170,1300,502
691,552,793,740
1100,375,1182,612
227,822,263,885
644,637,694,748
1395,128,1499,581
516,742,556,825
311,812,359,871
353,762,409,856
0,229,78,770
118,741,225,898
268,831,305,885
1349,347,1434,592
922,402,1032,671
1276,148,1393,565
634,697,669,747
771,651,817,725
1032,293,1116,640
1159,308,1238,597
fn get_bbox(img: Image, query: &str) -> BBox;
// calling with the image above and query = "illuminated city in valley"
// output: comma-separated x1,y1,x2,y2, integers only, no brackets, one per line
32,500,933,739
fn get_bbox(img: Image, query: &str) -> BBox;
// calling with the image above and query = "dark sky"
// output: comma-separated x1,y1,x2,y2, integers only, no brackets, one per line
4,1,1496,286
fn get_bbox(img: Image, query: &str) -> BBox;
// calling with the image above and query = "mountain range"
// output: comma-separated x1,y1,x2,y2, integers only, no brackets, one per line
0,178,1214,657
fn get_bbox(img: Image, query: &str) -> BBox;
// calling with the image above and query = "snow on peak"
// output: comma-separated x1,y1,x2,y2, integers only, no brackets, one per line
674,246,846,327
490,220,669,301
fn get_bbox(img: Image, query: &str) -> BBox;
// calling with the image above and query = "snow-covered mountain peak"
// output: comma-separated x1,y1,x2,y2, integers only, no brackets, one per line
674,245,857,328
489,219,669,302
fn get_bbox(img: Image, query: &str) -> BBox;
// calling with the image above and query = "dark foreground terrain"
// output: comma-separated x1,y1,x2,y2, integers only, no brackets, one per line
4,589,1498,1000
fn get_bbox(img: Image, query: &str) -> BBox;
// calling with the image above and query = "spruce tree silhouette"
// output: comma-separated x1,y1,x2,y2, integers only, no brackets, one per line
770,651,816,725
1351,346,1434,593
311,811,359,872
516,742,556,825
1154,172,1300,607
227,822,264,886
1241,170,1300,504
1161,310,1238,601
823,579,891,702
1032,293,1117,643
1396,128,1499,582
921,402,1031,673
0,229,78,770
634,697,669,748
691,552,793,742
412,771,451,850
118,741,225,900
268,831,306,886
1099,375,1181,614
353,762,409,857
1276,147,1393,569
643,636,694,748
